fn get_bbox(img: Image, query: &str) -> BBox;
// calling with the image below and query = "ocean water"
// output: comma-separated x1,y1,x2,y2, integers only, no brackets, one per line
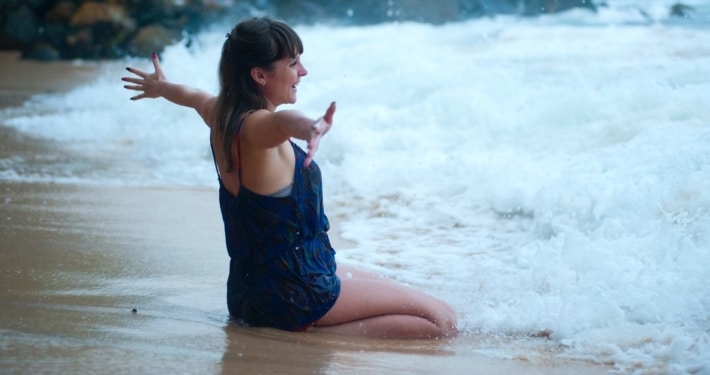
2,2,710,373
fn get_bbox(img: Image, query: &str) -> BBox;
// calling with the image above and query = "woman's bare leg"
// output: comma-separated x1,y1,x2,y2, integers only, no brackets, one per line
313,265,457,339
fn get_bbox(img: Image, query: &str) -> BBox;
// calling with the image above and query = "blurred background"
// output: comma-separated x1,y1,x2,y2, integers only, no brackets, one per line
0,0,697,61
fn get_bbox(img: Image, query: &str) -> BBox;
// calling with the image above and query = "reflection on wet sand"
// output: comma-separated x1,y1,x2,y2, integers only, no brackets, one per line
222,321,463,374
222,325,333,374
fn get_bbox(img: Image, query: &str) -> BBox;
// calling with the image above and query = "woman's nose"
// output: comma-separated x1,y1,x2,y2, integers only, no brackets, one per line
299,63,308,77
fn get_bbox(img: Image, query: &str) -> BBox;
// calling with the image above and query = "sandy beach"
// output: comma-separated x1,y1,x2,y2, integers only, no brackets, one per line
0,51,612,374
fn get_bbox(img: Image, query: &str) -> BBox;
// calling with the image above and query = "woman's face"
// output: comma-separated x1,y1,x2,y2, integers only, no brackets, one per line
262,54,308,109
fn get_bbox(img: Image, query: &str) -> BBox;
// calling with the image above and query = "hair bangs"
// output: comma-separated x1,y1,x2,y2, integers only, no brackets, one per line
270,22,304,60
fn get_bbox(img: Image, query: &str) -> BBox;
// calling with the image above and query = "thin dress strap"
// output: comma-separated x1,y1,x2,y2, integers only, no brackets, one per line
234,114,248,183
235,135,242,182
209,141,221,179
209,112,249,187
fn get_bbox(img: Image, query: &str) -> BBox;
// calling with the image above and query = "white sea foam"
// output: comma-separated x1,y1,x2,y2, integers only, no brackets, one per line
2,7,709,373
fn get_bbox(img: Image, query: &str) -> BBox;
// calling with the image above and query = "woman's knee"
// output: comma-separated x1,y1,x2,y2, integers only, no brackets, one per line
436,307,458,337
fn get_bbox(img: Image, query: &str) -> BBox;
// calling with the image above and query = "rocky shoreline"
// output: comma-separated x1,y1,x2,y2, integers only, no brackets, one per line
0,0,696,61
0,0,235,60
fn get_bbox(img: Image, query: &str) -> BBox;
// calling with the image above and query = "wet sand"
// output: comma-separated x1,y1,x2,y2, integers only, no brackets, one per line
0,52,611,374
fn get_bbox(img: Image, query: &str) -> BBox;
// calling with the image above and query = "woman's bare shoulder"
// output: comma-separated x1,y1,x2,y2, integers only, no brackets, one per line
240,109,291,149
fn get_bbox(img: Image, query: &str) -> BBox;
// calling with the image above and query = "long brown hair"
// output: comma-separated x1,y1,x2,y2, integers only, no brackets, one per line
212,17,304,171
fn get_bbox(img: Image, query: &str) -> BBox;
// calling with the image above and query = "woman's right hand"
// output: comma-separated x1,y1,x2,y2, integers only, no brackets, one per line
122,52,167,101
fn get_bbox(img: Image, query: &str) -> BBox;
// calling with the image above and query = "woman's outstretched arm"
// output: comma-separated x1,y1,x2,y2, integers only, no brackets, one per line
122,53,215,126
243,103,336,167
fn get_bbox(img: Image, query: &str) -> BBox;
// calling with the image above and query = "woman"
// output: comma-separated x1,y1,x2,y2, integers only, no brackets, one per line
122,17,456,339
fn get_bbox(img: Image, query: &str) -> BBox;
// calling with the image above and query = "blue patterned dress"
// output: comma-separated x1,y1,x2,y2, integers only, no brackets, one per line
212,120,340,331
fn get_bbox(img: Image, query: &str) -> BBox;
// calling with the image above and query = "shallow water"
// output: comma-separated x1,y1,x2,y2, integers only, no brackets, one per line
2,3,710,373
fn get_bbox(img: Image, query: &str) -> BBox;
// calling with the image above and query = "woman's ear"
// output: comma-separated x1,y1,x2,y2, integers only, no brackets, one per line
250,67,267,87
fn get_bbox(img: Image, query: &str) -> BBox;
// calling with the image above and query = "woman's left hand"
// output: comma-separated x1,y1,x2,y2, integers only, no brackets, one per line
305,101,336,167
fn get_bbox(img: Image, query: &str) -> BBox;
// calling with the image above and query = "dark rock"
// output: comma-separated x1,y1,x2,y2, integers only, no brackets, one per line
127,24,179,57
45,1,76,23
21,42,60,61
0,5,41,47
40,2,76,50
42,20,70,50
268,0,331,25
459,0,520,18
124,0,179,27
70,1,134,30
670,3,694,18
64,27,94,58
394,0,460,24
522,0,597,16
61,2,136,59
